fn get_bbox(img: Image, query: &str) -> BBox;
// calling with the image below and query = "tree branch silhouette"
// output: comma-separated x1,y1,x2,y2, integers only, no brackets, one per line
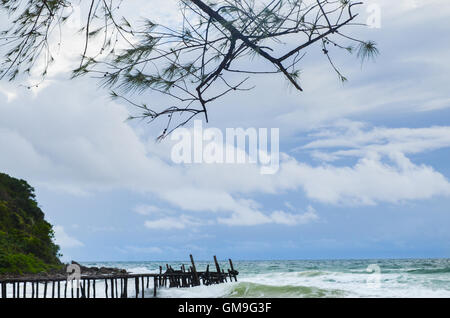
0,0,378,139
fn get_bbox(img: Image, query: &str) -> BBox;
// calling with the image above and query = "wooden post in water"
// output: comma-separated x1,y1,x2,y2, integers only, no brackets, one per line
222,269,227,282
123,278,128,298
81,280,86,298
214,256,221,271
44,281,48,298
181,265,186,287
82,280,86,298
188,267,193,286
141,276,145,298
205,264,210,285
58,281,60,298
153,276,157,297
105,279,108,298
229,259,237,281
110,278,115,298
190,254,200,286
135,277,139,298
93,279,96,298
23,282,27,298
214,256,222,283
36,281,39,298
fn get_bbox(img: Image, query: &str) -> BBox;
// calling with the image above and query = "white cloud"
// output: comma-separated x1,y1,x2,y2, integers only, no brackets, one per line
270,206,319,226
303,124,450,161
217,204,273,226
54,225,84,248
416,98,450,112
144,215,206,230
2,81,450,222
218,204,319,227
134,204,163,216
0,85,17,102
2,79,450,223
1,0,450,229
145,218,186,230
279,153,450,205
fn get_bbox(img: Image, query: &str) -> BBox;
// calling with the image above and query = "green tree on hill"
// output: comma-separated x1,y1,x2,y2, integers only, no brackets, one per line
0,172,62,275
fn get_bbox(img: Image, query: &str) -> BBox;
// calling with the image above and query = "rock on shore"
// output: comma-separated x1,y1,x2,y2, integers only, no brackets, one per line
0,261,128,280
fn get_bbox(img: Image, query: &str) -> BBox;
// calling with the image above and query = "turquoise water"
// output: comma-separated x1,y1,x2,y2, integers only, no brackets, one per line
79,258,450,298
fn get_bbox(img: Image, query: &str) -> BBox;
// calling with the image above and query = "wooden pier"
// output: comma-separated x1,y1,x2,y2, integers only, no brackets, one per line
0,255,238,299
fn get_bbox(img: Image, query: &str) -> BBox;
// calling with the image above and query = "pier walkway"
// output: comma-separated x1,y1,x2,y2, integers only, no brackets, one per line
0,255,238,298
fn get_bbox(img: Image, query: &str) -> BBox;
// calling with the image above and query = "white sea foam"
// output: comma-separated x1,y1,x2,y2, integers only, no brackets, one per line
237,271,450,298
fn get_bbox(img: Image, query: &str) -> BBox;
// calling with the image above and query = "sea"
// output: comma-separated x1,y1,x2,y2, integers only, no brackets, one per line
4,258,449,298
75,258,450,298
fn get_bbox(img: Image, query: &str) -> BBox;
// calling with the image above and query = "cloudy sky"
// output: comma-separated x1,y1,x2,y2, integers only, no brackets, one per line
1,0,450,261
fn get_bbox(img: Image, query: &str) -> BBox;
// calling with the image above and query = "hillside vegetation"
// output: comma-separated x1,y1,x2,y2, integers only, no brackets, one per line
0,172,62,275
